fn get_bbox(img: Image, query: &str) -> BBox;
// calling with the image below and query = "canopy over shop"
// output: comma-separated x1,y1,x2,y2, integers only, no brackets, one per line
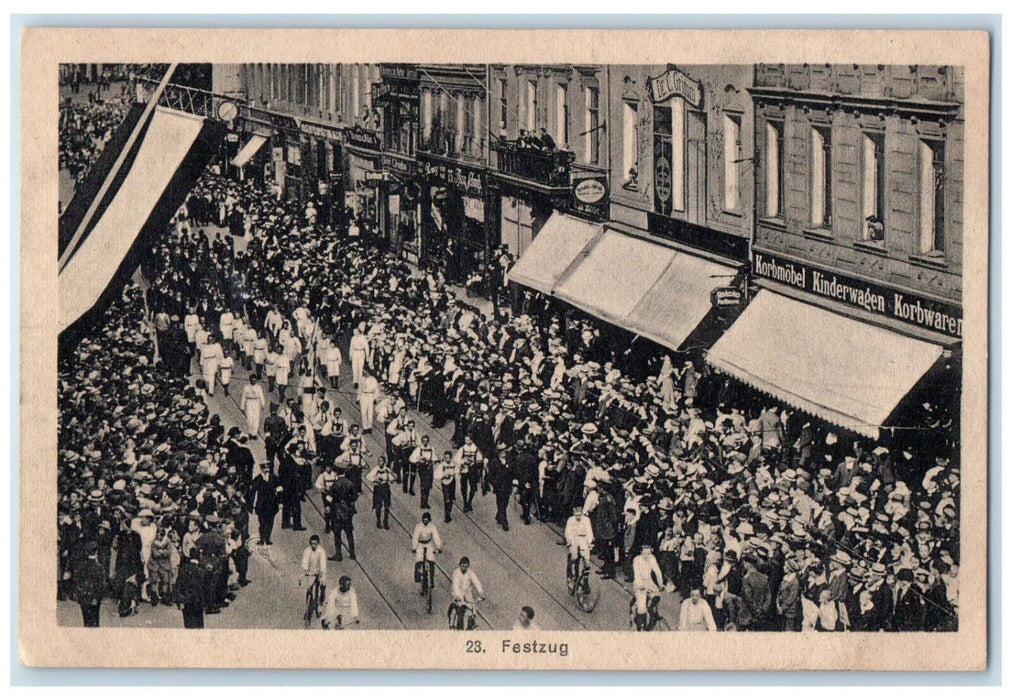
705,289,948,440
507,213,738,353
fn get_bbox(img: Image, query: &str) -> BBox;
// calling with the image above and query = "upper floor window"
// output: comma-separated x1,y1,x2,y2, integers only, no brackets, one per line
556,83,569,148
623,101,639,189
525,79,538,132
919,138,946,254
764,120,784,218
810,125,832,228
498,79,508,131
585,86,600,164
723,113,741,211
862,132,886,242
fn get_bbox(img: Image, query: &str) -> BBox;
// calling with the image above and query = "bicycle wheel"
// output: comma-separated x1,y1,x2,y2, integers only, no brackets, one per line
304,589,314,628
426,564,433,614
566,560,577,596
575,572,598,612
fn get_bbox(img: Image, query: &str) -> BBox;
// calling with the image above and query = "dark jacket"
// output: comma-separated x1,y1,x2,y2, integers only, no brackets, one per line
73,555,107,604
741,568,772,628
250,473,281,515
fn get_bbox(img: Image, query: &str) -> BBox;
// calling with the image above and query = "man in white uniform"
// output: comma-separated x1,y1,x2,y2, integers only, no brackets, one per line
349,322,370,388
358,368,379,433
241,374,267,438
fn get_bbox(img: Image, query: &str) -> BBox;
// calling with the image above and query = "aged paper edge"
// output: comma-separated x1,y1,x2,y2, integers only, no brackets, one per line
19,27,991,671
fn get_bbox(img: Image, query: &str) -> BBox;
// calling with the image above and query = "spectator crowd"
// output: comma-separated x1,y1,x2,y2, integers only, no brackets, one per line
59,155,960,632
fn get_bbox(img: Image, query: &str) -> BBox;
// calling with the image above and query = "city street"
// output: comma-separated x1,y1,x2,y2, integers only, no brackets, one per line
59,328,679,631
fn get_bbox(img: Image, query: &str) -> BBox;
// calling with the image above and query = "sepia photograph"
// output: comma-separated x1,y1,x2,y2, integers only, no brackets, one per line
19,27,991,671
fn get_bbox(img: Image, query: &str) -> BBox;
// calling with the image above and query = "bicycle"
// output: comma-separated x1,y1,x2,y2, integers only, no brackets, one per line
414,543,439,614
628,594,671,631
300,573,325,628
448,597,483,630
566,554,598,613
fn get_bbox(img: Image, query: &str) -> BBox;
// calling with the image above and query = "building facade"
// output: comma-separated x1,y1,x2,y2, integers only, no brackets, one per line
219,63,382,229
606,64,755,266
416,64,490,278
375,64,421,259
748,63,964,342
488,64,607,258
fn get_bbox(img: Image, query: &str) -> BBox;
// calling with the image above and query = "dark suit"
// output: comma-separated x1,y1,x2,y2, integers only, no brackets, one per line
330,475,357,560
250,473,281,543
741,569,772,631
891,584,926,631
776,573,802,631
263,414,289,469
73,555,106,627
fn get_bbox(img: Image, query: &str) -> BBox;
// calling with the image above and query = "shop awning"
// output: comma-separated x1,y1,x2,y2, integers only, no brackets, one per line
60,108,206,332
506,212,602,295
626,251,737,351
705,290,945,439
230,134,268,167
553,230,676,324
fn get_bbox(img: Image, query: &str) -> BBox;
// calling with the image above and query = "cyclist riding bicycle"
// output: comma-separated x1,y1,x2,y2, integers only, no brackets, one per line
411,511,443,585
322,575,360,629
301,534,328,583
632,543,664,629
564,505,594,581
449,556,485,627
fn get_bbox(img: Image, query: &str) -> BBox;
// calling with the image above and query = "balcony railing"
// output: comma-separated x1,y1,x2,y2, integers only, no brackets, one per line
493,141,575,188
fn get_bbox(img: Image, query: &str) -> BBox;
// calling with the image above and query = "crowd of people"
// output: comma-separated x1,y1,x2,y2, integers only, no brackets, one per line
59,147,961,631
58,281,256,627
59,85,133,185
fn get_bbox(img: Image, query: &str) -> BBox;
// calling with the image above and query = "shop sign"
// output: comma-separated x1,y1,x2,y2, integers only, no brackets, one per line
574,178,606,204
301,122,342,140
287,144,301,166
364,171,388,183
649,68,702,107
464,196,485,222
752,251,963,339
226,132,240,143
380,65,420,81
710,286,744,308
383,154,415,176
420,160,485,196
347,125,382,151
569,175,608,221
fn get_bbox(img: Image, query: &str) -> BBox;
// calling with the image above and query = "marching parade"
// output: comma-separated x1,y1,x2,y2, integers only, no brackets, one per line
56,62,963,633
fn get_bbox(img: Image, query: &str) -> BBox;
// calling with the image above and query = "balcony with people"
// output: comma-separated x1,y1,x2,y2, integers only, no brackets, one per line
493,129,575,189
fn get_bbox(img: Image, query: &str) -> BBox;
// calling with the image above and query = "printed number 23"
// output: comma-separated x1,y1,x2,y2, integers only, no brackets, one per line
465,640,484,653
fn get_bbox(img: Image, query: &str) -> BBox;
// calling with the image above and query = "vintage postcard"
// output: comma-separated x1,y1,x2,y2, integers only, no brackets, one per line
19,27,990,670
